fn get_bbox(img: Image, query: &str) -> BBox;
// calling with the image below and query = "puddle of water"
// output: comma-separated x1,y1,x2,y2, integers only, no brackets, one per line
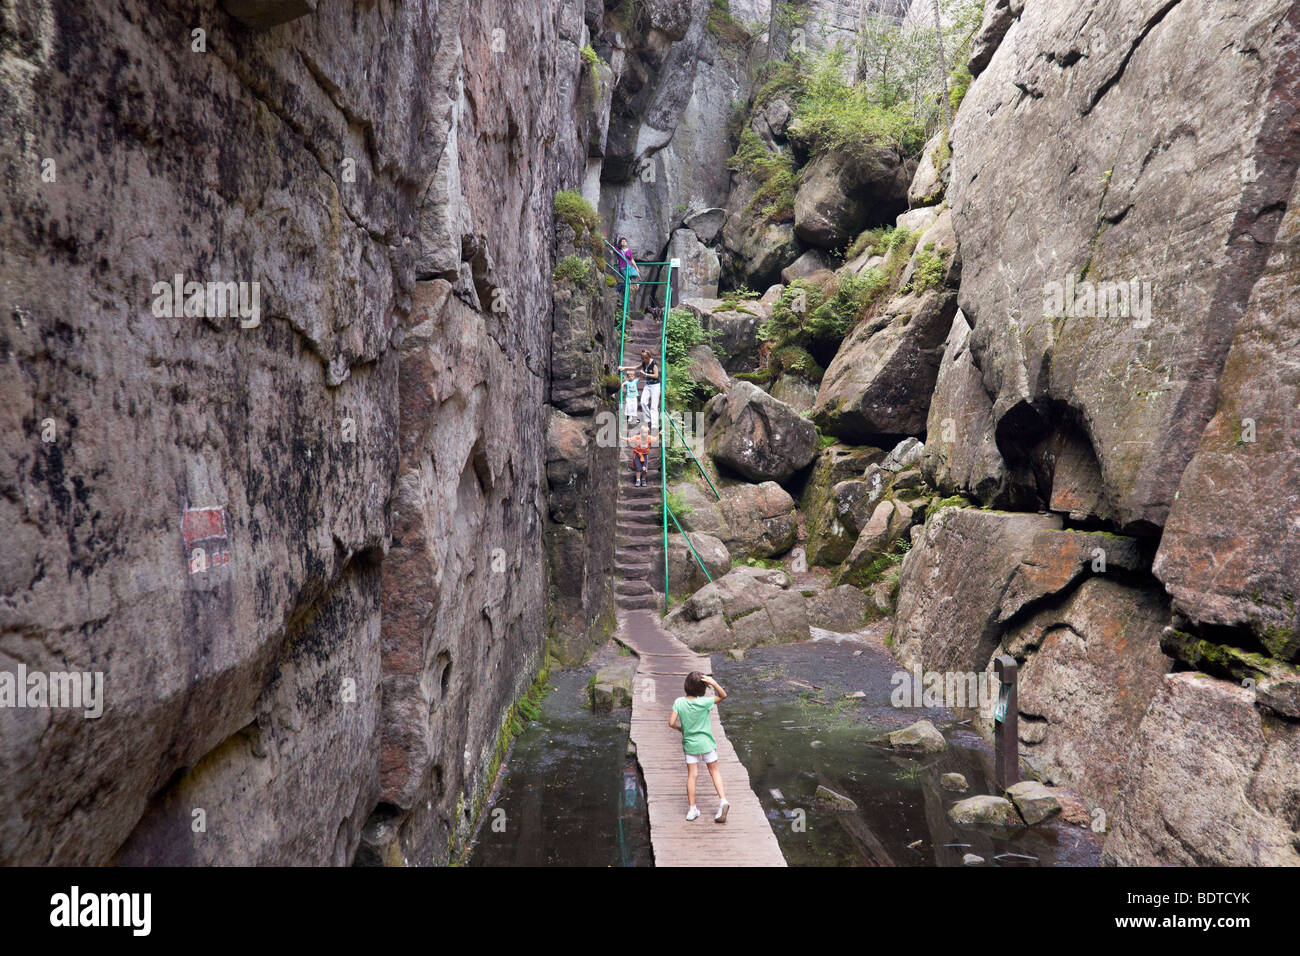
714,640,1103,867
468,660,652,867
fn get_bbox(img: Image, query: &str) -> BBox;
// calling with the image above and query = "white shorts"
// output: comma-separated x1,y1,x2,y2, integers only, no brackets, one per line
684,750,718,765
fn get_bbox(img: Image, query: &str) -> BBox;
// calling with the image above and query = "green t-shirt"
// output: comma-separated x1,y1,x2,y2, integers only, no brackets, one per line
622,379,639,406
673,696,717,754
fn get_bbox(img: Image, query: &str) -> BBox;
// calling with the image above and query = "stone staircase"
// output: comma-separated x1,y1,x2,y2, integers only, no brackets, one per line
615,310,664,612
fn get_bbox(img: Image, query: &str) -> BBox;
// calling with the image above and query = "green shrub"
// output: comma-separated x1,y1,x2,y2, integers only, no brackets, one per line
948,62,973,116
664,307,713,363
727,129,798,222
553,253,594,287
790,49,927,158
554,189,604,257
907,242,949,293
706,0,751,45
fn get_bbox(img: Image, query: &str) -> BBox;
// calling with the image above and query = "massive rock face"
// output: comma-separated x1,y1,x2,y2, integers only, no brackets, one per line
0,0,602,866
949,0,1300,535
1104,673,1300,866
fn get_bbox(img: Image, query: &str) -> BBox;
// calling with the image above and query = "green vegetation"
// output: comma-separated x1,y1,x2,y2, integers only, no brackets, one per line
728,129,798,222
757,270,889,382
706,0,752,45
581,43,601,72
906,241,950,293
948,62,973,116
838,536,912,589
790,48,928,158
553,253,595,288
656,487,693,524
553,189,604,257
663,308,719,410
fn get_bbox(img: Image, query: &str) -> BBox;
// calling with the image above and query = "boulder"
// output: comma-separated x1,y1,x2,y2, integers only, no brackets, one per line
1103,673,1300,866
686,343,730,394
793,147,912,249
1158,629,1300,720
680,298,771,374
667,228,720,300
807,479,875,566
678,479,797,559
995,529,1145,624
682,206,728,243
1005,781,1062,826
882,437,925,473
814,785,858,811
652,531,731,597
836,500,914,587
671,567,810,651
806,585,873,632
947,795,1021,827
812,286,958,443
800,442,886,515
886,719,947,754
907,132,949,208
891,508,1062,673
719,481,798,558
920,311,1013,504
896,205,940,235
940,773,969,792
967,0,1021,77
780,248,837,284
768,373,819,413
703,382,819,484
590,659,637,712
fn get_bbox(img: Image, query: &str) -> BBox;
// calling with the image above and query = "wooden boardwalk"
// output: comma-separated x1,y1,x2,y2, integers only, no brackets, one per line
618,609,787,867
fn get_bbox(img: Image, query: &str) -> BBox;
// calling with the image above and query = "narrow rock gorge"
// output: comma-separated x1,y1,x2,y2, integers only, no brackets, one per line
2,0,1297,869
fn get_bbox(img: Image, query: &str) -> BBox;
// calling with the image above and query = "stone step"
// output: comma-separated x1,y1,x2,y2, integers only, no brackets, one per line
616,579,654,597
617,593,658,611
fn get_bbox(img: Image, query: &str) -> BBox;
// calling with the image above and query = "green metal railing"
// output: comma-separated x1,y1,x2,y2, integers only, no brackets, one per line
608,247,717,613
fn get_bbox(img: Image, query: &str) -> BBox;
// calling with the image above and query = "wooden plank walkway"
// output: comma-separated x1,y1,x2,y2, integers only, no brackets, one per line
618,609,787,867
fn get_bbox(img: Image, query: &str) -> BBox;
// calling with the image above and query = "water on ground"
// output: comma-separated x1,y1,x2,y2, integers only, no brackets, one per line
468,633,1101,867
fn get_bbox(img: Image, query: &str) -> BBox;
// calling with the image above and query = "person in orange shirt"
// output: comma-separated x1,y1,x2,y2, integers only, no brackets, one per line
629,422,655,487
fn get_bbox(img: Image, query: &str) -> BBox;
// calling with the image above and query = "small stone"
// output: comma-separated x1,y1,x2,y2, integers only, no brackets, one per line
1005,780,1063,826
810,739,823,748
625,740,637,758
962,853,985,865
947,795,1022,827
940,772,969,792
886,719,947,753
728,648,745,661
844,691,866,699
814,784,858,811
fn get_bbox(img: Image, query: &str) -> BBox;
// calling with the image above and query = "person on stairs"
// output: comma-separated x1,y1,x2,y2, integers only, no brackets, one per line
613,236,638,299
637,349,660,430
669,671,729,823
630,422,654,487
620,368,641,429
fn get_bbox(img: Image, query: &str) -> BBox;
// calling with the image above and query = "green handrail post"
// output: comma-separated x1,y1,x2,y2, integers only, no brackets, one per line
661,258,676,613
665,412,720,501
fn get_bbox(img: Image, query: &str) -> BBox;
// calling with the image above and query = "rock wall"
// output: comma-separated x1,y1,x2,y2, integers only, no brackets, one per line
0,0,608,866
893,0,1300,864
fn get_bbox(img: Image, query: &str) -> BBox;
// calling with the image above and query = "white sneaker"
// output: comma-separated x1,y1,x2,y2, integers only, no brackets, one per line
715,800,729,823
685,806,700,821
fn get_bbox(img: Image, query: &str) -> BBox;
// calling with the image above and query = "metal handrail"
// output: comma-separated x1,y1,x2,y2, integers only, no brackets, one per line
664,412,721,501
660,259,676,611
666,502,714,587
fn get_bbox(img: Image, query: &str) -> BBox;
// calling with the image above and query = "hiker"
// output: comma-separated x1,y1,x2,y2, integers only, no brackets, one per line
620,368,641,429
613,236,638,298
669,671,729,823
637,348,660,428
629,421,654,487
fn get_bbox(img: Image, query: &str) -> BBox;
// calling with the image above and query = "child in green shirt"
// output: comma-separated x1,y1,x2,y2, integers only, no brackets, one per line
669,671,730,822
